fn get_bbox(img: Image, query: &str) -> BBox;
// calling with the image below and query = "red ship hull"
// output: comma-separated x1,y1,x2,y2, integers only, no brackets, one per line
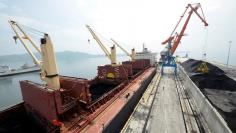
0,59,156,133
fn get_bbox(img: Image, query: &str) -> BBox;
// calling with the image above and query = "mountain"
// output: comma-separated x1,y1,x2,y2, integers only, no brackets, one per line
0,51,99,63
56,51,97,60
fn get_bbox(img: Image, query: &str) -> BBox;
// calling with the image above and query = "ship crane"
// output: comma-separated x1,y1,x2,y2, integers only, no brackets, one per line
161,3,208,75
9,20,60,90
111,39,136,61
86,25,117,66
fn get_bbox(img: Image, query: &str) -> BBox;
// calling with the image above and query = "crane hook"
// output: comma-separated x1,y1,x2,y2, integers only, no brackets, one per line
13,36,18,44
88,39,90,44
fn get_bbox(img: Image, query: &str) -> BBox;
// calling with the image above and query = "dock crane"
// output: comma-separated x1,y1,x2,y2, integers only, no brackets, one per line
86,25,117,66
9,20,60,90
161,3,208,75
111,39,136,61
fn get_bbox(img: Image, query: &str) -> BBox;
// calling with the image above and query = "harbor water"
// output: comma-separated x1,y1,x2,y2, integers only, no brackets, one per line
0,55,128,111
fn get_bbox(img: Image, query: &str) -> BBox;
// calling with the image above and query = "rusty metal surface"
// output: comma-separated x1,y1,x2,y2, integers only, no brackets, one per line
89,82,119,101
77,67,156,133
16,62,154,133
122,59,150,71
0,102,25,123
122,64,133,76
60,76,92,104
0,102,57,133
97,65,129,82
20,81,58,122
69,82,128,132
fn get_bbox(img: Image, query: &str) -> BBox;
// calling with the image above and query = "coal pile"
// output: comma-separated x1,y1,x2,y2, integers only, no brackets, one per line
181,59,225,75
190,74,236,92
181,59,236,91
90,83,118,101
181,59,236,132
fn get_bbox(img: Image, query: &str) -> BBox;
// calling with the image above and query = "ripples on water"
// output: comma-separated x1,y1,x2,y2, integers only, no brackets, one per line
0,56,128,110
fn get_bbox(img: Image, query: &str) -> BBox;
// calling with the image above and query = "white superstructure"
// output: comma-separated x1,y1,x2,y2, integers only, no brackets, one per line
0,65,10,73
0,63,40,77
135,44,157,66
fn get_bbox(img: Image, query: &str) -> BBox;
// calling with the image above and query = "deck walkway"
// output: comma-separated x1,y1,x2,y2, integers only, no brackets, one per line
122,70,201,133
145,75,186,133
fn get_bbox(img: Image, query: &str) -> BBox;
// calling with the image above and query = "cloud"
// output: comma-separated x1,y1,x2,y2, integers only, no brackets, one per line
0,0,235,65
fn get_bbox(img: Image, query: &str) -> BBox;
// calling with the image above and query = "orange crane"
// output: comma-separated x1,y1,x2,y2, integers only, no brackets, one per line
162,3,208,54
161,3,208,75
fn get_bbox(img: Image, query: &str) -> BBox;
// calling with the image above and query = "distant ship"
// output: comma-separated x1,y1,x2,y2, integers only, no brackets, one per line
0,63,40,77
135,44,157,66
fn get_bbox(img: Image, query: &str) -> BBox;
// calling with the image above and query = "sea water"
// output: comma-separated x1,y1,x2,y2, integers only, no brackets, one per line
0,55,128,110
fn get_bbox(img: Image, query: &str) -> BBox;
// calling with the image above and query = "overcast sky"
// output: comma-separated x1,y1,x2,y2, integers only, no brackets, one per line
0,0,235,65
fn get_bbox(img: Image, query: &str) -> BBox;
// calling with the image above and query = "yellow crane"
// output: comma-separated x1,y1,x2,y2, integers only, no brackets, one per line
86,25,117,66
9,20,60,90
111,39,136,61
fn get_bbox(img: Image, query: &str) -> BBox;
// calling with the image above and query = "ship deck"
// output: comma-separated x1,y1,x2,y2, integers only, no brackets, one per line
145,74,199,133
121,66,233,133
71,67,156,133
122,72,201,133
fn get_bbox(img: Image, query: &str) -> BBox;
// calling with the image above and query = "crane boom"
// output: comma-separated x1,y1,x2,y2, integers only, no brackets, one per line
160,3,208,75
111,39,136,61
86,25,117,65
171,6,195,54
163,3,208,54
12,21,41,53
9,20,41,65
111,39,129,57
86,25,111,59
9,20,60,90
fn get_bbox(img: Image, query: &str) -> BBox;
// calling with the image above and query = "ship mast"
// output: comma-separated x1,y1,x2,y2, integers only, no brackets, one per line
111,39,136,61
9,20,60,90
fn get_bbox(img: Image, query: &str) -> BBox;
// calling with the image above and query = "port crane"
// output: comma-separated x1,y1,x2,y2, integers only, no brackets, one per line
161,3,208,75
86,25,117,66
9,20,60,90
111,39,136,61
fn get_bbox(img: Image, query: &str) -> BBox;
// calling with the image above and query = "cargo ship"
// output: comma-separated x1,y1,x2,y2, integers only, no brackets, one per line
135,44,157,66
0,64,40,77
0,21,156,133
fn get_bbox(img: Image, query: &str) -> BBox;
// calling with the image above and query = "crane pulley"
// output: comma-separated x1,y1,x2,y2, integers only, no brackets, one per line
9,20,41,65
111,39,136,61
86,25,117,66
9,20,60,90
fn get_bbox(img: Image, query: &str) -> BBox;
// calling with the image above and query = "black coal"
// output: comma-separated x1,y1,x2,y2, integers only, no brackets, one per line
181,59,236,132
